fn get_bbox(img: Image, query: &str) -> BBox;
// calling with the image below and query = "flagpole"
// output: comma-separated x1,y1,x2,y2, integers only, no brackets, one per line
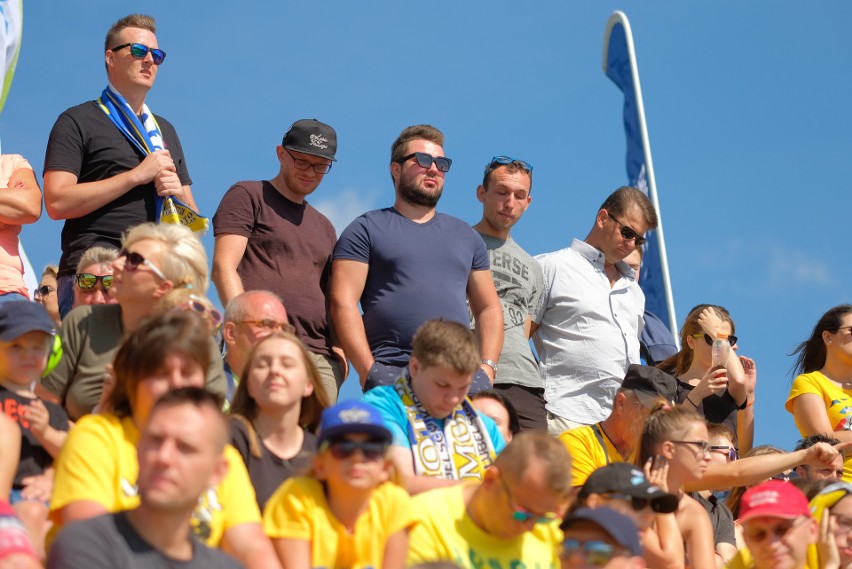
603,10,679,345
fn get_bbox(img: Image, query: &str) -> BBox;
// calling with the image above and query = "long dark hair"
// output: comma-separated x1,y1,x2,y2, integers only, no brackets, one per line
657,304,734,376
791,304,852,376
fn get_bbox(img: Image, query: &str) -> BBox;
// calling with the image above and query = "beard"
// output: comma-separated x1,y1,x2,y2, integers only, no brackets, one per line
398,171,443,208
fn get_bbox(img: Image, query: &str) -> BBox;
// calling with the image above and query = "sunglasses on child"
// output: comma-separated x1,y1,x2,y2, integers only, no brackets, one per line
395,152,452,172
692,333,739,347
75,273,113,292
320,438,389,461
562,539,632,566
110,43,166,65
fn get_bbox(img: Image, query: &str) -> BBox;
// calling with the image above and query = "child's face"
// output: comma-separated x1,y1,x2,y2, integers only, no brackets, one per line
410,358,473,419
0,331,51,386
314,433,390,491
246,337,313,411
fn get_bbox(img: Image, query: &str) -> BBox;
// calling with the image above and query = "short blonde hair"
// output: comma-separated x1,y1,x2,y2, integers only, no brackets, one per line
123,223,208,293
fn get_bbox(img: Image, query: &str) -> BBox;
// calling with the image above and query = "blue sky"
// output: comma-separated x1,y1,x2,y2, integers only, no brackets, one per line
5,2,850,449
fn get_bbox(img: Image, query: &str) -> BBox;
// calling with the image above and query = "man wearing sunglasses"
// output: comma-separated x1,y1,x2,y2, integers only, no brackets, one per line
470,156,546,432
332,125,502,393
213,119,344,404
407,432,571,569
531,187,657,434
44,14,196,319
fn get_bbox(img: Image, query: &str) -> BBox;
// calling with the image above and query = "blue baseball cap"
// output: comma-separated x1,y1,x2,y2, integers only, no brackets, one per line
318,400,392,446
0,301,55,341
561,507,643,557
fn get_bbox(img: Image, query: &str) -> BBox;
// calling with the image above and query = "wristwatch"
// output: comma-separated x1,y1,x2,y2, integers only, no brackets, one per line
480,358,499,372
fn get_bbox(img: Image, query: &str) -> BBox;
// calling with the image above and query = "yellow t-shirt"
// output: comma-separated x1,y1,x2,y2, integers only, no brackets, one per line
49,413,260,546
263,477,414,569
559,423,626,487
407,483,561,569
786,370,852,481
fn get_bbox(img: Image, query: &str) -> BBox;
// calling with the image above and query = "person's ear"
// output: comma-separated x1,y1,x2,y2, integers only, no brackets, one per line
661,441,676,460
222,321,237,345
595,209,609,228
476,185,487,204
208,455,229,488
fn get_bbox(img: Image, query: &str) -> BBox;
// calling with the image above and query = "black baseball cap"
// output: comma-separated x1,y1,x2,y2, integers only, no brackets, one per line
579,463,679,514
282,119,337,161
0,301,55,341
620,364,677,408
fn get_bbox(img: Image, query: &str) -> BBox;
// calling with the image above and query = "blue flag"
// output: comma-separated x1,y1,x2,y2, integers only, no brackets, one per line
603,11,677,339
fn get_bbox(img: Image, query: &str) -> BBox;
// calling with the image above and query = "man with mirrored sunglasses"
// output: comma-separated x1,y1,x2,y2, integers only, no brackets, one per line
332,124,502,394
470,155,545,432
44,14,197,319
214,119,344,404
532,187,658,435
407,432,571,569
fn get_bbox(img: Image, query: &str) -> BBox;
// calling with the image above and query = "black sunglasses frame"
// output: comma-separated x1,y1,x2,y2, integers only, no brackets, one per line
607,212,647,247
697,333,739,348
110,42,166,65
396,152,452,173
321,438,389,461
75,273,113,292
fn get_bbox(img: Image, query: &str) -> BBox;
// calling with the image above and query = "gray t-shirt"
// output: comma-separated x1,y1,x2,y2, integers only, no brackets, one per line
47,511,244,569
472,233,543,388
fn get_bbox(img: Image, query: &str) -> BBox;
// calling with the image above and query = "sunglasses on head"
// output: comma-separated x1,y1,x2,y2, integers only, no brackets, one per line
562,539,631,566
180,295,223,327
110,43,166,65
692,333,739,347
486,155,533,173
75,273,113,292
320,438,388,461
607,212,646,247
119,248,168,281
396,152,452,173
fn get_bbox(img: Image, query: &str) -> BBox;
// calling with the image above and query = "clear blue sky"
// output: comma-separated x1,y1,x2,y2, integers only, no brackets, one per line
5,2,850,450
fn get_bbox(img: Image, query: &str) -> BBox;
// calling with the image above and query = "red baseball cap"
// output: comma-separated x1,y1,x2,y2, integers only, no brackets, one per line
739,480,811,522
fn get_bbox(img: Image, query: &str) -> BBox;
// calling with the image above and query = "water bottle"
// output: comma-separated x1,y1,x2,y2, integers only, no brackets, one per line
711,333,731,371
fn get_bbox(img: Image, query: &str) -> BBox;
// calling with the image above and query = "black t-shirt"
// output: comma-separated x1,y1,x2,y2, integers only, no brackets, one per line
0,385,69,488
229,417,316,510
44,100,192,277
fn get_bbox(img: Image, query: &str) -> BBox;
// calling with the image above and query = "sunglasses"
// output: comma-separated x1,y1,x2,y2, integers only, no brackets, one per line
744,516,807,543
284,148,332,174
604,492,661,513
119,249,168,281
396,152,452,173
771,470,799,482
486,155,533,173
320,438,388,461
562,539,631,566
710,445,739,461
692,333,739,347
500,476,559,524
238,319,296,334
607,212,646,247
110,43,166,65
180,295,223,327
36,285,55,298
75,273,113,292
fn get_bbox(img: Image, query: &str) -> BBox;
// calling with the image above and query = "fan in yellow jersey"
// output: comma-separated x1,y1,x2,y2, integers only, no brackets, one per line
407,431,572,569
264,400,414,569
49,311,280,569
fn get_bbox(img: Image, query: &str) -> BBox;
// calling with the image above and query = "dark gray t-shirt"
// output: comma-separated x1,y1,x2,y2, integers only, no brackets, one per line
472,233,543,388
47,511,244,569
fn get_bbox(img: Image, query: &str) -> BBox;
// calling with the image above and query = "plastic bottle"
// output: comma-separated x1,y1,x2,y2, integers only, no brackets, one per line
711,333,731,371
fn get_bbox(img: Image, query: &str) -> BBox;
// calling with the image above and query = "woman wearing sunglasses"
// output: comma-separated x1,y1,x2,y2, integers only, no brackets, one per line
264,400,413,569
229,332,329,511
37,222,227,421
657,304,755,454
638,406,716,569
35,265,61,326
787,305,852,484
49,311,279,569
72,246,118,308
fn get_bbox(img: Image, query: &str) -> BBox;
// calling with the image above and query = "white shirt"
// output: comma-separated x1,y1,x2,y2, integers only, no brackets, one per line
532,239,645,424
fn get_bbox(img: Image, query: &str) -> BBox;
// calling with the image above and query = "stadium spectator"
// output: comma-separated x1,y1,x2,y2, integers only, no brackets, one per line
807,481,852,569
696,423,739,566
560,507,645,569
72,246,118,308
794,434,844,483
213,119,345,403
35,265,60,325
0,153,40,303
471,389,521,443
44,13,198,318
331,124,501,393
532,186,657,434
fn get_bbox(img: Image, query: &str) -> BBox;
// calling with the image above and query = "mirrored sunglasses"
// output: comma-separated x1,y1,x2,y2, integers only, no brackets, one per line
487,155,533,173
110,43,166,65
562,539,631,566
75,273,113,292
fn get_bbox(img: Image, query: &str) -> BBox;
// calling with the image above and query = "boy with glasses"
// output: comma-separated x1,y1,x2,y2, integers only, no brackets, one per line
560,507,645,569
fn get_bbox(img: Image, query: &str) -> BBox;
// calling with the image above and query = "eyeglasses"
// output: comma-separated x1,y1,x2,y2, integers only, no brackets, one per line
320,438,388,461
486,155,533,173
692,333,739,347
605,493,652,512
834,326,852,335
237,319,296,334
607,212,646,247
180,295,223,327
499,476,559,524
395,152,452,173
75,273,113,292
110,43,166,65
284,148,332,174
36,285,55,298
710,445,739,461
672,440,711,455
118,249,168,281
771,470,799,482
744,516,808,543
561,539,631,566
